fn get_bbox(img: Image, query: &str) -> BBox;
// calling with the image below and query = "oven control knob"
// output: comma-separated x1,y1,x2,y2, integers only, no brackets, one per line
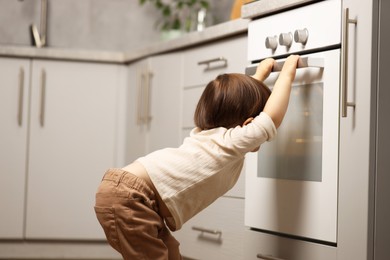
265,36,278,50
294,28,309,45
279,32,293,47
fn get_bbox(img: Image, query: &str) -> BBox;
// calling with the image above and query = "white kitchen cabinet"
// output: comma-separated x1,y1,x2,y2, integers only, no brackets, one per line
175,34,249,260
0,57,30,239
21,59,125,240
125,53,182,162
337,0,379,259
0,58,125,241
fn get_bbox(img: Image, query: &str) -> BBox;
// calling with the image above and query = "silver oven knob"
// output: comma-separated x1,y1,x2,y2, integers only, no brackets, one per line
294,28,309,44
279,32,293,47
265,36,278,51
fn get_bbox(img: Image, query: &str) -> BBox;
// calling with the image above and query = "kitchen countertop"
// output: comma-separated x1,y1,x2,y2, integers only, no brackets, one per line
0,19,248,64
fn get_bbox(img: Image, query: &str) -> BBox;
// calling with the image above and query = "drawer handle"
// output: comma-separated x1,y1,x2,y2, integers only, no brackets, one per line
197,57,228,71
192,226,222,236
257,253,285,260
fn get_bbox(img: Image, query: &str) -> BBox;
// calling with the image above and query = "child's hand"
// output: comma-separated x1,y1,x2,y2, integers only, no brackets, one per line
280,55,300,82
251,58,275,82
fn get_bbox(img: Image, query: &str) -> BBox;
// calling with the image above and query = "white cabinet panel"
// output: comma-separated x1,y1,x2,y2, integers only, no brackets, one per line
148,53,182,152
174,197,245,260
0,57,30,239
125,53,182,163
25,60,123,240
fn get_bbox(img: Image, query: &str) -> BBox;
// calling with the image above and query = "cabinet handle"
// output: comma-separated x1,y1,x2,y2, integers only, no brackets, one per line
137,70,153,125
144,70,153,124
40,69,46,127
17,67,25,126
137,72,145,125
256,253,285,260
341,8,357,117
192,226,222,236
198,57,228,71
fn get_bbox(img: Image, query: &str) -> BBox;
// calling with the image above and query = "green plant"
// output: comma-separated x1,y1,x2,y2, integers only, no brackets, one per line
139,0,209,32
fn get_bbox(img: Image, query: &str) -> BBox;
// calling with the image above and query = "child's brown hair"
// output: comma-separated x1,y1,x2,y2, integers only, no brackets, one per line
194,73,271,130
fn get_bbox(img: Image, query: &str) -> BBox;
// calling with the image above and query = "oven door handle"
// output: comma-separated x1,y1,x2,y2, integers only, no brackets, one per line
245,57,324,75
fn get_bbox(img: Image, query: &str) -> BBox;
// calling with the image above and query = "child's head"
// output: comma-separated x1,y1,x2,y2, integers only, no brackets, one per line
194,73,271,130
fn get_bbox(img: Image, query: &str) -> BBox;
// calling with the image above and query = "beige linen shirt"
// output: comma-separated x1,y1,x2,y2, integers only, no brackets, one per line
136,112,276,231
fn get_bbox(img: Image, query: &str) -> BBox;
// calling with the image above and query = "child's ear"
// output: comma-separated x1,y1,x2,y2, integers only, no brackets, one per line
242,117,254,126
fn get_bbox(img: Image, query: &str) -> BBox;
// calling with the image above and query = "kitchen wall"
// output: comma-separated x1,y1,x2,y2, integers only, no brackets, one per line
0,0,235,51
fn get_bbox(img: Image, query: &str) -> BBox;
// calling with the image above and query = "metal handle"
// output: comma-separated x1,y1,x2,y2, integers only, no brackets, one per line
192,226,222,236
144,70,153,124
257,253,285,260
341,8,357,117
40,69,46,127
198,57,228,71
136,72,145,125
17,67,25,126
245,57,324,75
273,57,324,72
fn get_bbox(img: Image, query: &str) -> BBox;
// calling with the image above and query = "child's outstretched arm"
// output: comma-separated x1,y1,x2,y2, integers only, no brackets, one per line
263,55,300,129
251,58,275,82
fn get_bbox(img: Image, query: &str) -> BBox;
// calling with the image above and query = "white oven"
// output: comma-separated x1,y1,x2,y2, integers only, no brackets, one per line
245,0,342,245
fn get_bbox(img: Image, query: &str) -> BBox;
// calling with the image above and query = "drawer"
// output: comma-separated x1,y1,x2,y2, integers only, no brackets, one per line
243,229,337,260
174,197,245,260
183,35,248,87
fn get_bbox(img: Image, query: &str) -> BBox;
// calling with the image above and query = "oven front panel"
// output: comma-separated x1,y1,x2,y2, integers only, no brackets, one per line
247,0,341,61
245,49,340,244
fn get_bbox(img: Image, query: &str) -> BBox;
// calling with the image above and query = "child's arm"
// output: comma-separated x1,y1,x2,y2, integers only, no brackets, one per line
263,55,300,129
251,58,275,82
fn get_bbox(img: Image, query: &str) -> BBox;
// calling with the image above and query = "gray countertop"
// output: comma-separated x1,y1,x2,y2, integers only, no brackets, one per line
0,19,248,64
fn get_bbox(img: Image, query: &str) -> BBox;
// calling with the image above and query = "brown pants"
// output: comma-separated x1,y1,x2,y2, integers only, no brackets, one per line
94,168,182,260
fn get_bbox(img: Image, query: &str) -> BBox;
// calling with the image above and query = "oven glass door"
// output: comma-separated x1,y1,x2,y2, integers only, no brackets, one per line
245,49,340,244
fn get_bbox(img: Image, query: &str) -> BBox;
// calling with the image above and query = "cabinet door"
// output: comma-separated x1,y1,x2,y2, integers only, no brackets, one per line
124,59,149,162
337,1,376,259
125,54,182,163
0,57,30,238
148,53,182,152
25,60,124,240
